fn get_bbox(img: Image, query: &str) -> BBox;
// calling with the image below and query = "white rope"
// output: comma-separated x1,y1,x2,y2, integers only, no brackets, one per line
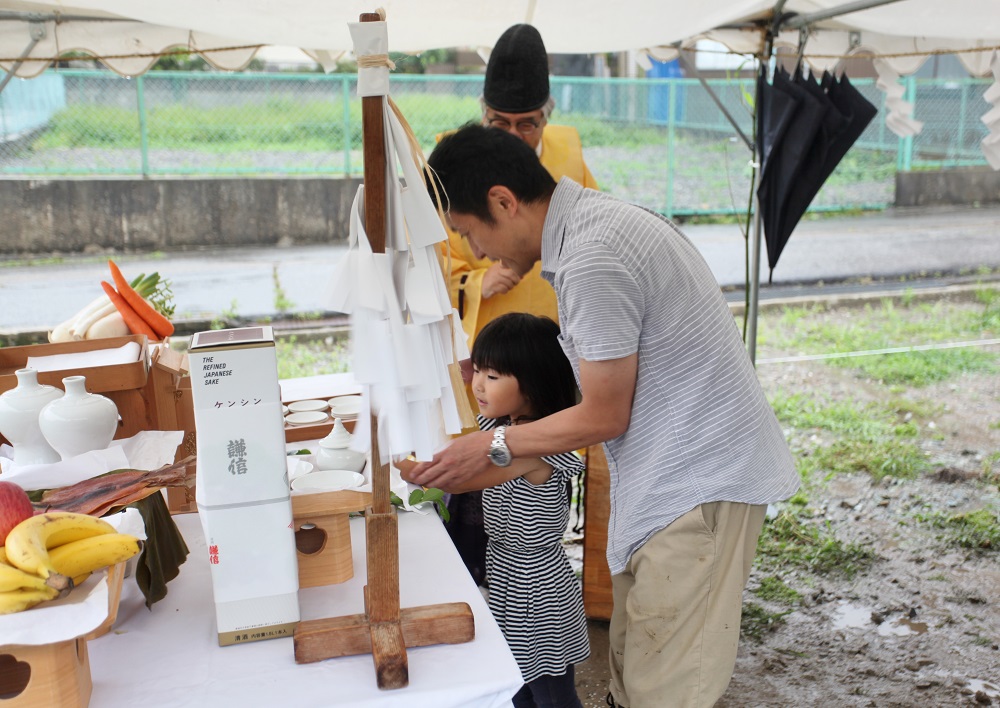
756,338,1000,365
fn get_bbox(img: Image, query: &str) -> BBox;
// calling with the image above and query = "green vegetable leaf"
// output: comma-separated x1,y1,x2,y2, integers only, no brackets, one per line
434,499,450,523
408,489,425,506
390,492,404,506
421,487,444,502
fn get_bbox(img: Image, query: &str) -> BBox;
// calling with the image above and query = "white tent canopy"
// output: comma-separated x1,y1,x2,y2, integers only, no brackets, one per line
2,0,999,78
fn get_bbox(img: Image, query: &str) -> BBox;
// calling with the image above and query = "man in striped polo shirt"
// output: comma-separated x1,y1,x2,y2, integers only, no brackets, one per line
408,124,800,708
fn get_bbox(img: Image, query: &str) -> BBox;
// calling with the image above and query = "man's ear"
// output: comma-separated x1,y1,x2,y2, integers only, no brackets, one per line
487,185,518,218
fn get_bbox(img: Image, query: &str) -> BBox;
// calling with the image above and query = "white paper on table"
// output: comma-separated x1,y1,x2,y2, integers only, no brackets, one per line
0,446,129,490
25,341,141,372
0,430,183,491
0,507,145,646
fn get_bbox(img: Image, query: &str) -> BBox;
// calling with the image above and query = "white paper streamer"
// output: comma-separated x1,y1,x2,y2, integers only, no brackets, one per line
980,51,1000,170
874,58,924,138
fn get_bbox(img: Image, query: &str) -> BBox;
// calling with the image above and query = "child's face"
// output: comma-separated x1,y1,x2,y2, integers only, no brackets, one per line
471,366,533,421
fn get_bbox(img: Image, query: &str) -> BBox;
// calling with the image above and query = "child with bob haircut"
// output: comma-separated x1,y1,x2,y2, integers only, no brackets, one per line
448,312,589,708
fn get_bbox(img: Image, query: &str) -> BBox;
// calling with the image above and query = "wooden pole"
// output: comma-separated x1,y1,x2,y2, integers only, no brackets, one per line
292,11,474,682
357,10,406,689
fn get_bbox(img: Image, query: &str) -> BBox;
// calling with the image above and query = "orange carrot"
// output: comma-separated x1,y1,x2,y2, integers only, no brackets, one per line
100,281,158,340
108,260,174,338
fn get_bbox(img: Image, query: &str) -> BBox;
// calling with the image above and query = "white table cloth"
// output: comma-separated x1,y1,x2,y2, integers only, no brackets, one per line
88,511,523,707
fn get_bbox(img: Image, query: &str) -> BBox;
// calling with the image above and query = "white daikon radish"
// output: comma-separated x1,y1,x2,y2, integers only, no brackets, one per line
84,311,130,339
49,320,75,343
71,301,116,340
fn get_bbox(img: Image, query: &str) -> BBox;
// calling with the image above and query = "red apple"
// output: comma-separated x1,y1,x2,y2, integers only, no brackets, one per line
0,481,35,545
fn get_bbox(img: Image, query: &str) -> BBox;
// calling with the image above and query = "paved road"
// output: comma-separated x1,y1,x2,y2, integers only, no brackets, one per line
1,204,998,332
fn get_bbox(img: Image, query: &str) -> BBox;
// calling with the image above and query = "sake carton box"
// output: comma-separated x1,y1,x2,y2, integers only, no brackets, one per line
187,326,299,646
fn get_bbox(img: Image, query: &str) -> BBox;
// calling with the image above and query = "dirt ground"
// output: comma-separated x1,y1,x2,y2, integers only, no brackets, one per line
566,303,1000,707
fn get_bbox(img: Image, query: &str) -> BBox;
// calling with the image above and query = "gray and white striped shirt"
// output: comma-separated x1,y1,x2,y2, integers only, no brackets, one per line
541,178,799,574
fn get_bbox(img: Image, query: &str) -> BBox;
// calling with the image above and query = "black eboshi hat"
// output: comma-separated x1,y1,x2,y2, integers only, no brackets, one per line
483,24,550,113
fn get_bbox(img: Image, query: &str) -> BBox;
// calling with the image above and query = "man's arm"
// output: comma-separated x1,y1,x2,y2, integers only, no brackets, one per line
403,354,637,490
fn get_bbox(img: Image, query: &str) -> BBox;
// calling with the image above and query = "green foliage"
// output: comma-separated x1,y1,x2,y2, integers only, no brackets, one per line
272,265,295,314
390,487,450,521
916,508,1000,552
810,436,929,481
274,336,349,379
754,576,802,605
769,392,931,481
762,295,999,387
210,299,240,330
740,602,791,642
756,511,876,579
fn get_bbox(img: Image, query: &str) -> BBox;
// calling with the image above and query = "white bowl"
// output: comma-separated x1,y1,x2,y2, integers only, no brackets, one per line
285,411,328,426
291,469,365,492
328,395,362,417
288,399,329,413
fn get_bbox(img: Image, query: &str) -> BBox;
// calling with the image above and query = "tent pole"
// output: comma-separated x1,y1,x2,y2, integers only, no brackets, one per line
780,0,909,30
746,8,784,366
674,48,752,151
746,182,764,365
0,22,44,96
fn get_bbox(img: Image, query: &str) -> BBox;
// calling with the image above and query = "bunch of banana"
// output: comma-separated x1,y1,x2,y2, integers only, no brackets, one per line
0,511,141,616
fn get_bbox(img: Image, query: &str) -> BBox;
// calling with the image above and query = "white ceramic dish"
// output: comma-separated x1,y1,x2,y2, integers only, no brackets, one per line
291,469,365,492
288,399,329,413
284,411,328,426
328,395,362,417
281,405,289,416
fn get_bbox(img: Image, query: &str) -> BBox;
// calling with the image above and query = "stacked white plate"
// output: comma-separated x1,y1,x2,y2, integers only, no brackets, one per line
284,399,329,426
328,395,362,419
291,469,365,492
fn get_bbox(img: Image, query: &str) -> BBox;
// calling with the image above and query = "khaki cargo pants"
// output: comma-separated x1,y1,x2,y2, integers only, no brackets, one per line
608,501,767,708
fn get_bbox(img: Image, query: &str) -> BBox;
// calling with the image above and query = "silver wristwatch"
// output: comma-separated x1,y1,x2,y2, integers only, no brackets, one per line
487,426,513,467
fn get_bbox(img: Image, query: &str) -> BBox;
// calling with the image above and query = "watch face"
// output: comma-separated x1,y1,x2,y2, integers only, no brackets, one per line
489,445,512,467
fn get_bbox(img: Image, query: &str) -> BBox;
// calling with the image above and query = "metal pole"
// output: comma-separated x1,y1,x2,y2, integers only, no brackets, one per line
779,0,908,30
666,81,676,218
675,50,752,151
0,22,45,96
746,175,764,364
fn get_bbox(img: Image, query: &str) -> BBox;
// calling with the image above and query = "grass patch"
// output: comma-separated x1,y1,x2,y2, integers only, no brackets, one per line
275,336,349,379
769,392,931,481
754,576,802,605
809,437,929,481
756,511,876,579
915,508,1000,552
759,295,1000,387
741,602,791,642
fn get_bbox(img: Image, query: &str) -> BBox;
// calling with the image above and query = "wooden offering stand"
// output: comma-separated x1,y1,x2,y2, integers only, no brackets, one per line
292,12,474,689
292,489,370,588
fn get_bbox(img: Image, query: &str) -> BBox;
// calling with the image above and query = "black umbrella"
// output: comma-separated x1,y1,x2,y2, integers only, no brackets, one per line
756,65,878,281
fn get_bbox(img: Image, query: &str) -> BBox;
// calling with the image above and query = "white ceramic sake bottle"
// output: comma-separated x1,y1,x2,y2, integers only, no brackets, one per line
0,368,63,465
38,375,119,460
315,417,367,473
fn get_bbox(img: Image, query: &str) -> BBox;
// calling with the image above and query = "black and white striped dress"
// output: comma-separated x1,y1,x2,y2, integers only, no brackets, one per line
478,415,590,683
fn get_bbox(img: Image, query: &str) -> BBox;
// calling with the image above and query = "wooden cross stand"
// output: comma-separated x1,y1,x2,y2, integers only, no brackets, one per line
291,11,475,690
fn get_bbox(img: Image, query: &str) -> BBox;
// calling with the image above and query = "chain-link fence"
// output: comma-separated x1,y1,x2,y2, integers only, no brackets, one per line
0,69,992,217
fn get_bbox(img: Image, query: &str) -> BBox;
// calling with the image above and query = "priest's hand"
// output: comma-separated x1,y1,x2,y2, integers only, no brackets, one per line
481,262,521,299
402,430,493,491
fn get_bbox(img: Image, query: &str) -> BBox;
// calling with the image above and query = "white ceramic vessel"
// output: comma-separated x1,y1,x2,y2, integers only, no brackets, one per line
0,368,63,465
38,375,119,460
315,417,367,473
